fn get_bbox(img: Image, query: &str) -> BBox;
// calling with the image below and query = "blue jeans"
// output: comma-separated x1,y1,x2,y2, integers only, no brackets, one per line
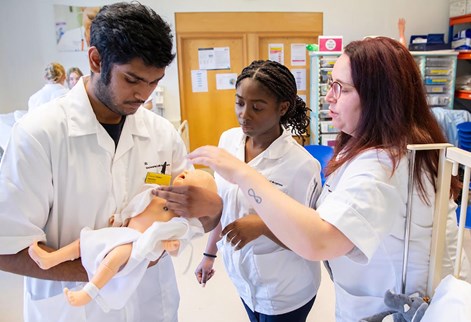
242,295,316,322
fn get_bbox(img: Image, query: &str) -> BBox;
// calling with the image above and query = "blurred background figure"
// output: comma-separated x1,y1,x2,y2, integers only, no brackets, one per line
67,67,83,89
28,62,69,112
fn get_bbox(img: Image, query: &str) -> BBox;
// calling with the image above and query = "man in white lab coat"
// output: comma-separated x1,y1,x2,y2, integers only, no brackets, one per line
0,3,222,322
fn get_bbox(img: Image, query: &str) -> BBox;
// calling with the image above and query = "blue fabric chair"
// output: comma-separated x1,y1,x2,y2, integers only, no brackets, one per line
304,144,334,186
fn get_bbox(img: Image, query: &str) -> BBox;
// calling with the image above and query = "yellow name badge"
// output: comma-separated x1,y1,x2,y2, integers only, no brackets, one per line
145,172,171,186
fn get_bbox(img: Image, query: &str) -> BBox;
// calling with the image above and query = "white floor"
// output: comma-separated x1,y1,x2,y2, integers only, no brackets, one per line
172,234,335,322
2,232,470,322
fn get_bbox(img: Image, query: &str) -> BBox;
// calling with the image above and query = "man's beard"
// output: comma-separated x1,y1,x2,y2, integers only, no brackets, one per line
94,76,124,116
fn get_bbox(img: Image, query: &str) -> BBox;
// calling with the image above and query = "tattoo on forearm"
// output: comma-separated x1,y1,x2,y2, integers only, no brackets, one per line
248,188,262,204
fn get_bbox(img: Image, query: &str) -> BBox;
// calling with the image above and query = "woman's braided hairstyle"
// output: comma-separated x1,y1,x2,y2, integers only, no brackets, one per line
235,60,310,143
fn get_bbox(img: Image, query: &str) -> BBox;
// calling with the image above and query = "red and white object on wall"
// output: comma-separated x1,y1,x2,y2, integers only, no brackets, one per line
319,36,343,52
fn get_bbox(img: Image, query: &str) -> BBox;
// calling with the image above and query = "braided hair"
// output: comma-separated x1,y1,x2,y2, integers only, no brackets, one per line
235,60,310,143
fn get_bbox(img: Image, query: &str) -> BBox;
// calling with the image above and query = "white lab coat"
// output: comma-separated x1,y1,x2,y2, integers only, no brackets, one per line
216,128,322,315
316,149,467,322
0,76,190,322
28,83,69,112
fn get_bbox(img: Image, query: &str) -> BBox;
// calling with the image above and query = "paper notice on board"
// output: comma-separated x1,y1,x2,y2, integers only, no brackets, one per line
268,43,284,64
191,70,208,92
216,73,237,90
291,69,306,91
291,43,307,66
198,47,231,70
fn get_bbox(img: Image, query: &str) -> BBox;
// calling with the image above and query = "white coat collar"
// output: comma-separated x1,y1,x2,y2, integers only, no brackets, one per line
237,127,294,162
65,76,151,155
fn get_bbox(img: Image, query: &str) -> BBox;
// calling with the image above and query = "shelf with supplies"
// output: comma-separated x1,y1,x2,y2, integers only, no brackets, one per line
309,51,341,146
309,50,458,145
449,14,471,101
411,51,457,108
449,13,471,59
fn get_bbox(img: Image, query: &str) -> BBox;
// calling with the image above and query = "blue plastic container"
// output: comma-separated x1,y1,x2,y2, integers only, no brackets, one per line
456,205,471,229
459,142,471,151
458,131,471,140
304,144,334,186
457,122,471,133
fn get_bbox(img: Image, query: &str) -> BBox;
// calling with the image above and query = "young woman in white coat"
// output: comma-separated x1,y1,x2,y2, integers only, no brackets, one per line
193,60,322,321
184,37,464,322
28,62,69,112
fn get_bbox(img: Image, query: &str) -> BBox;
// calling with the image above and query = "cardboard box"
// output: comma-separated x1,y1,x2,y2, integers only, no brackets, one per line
409,34,451,51
450,0,466,17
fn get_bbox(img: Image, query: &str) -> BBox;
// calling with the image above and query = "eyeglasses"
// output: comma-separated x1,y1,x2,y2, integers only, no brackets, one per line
327,76,355,100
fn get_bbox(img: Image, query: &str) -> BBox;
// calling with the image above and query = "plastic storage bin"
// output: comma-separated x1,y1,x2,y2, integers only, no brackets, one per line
425,76,450,85
425,57,454,67
319,121,338,133
426,85,448,93
425,67,451,76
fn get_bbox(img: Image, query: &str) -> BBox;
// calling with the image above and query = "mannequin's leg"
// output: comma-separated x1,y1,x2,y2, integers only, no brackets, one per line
64,243,133,306
28,240,80,270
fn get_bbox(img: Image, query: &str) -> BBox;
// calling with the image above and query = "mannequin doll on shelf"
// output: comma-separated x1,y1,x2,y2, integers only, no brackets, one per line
28,169,217,312
398,18,407,47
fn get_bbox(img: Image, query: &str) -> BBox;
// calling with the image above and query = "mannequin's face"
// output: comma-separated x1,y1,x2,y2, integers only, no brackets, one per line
173,170,216,191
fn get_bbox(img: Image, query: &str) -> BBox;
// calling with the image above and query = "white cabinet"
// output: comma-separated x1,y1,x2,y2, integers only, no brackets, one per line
411,51,457,110
309,50,458,145
309,52,341,145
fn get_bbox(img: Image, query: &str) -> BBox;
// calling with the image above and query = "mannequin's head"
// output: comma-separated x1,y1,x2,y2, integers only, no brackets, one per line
173,169,217,193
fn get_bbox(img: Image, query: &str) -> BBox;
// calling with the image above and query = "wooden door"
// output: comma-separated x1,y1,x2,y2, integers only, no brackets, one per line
176,12,322,151
177,35,245,151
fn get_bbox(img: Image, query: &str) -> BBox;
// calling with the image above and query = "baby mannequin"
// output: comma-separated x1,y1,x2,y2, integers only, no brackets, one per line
28,169,217,312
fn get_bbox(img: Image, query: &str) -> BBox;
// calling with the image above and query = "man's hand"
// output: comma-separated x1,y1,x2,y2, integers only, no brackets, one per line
153,185,222,218
153,185,222,232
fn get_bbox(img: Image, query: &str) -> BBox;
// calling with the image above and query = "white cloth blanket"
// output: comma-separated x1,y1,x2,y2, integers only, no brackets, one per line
80,186,204,312
422,274,471,322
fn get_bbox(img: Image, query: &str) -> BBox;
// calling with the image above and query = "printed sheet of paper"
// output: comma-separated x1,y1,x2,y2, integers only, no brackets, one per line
216,73,237,90
191,70,208,92
268,43,284,64
198,47,231,70
291,69,306,91
291,43,307,66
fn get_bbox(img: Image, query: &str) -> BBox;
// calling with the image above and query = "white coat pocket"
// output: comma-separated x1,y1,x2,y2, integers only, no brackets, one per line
25,288,86,322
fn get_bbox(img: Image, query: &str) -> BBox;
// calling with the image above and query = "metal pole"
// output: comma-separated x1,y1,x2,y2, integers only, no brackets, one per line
402,149,416,294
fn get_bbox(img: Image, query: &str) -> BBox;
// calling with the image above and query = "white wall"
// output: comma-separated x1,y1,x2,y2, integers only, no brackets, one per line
0,0,450,124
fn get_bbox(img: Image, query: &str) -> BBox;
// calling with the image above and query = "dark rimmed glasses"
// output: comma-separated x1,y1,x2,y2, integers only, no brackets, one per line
327,75,355,100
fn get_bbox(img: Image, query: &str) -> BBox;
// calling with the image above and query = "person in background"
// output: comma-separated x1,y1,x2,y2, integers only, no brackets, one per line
28,62,69,112
0,3,222,322
183,37,466,322
191,60,322,322
67,67,84,89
